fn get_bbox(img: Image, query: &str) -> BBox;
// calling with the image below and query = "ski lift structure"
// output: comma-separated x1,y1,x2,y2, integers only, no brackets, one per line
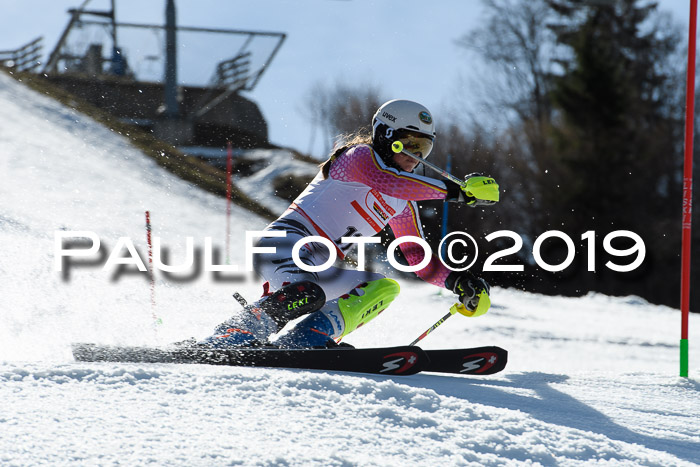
38,0,286,149
0,37,43,72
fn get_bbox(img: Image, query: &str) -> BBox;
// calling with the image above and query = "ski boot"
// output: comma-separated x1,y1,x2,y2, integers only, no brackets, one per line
199,281,326,348
274,278,400,349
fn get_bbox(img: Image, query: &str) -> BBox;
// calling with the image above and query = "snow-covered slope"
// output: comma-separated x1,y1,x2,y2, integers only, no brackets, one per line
234,148,318,213
1,72,699,466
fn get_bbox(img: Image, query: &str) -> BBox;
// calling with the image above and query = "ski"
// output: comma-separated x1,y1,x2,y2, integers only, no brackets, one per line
71,343,507,376
71,343,428,376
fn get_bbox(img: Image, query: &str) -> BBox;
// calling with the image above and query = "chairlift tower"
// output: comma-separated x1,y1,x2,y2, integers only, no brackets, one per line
163,0,178,118
39,0,286,148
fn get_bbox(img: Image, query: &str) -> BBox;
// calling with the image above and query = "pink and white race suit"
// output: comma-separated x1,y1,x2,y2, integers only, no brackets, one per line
254,144,454,299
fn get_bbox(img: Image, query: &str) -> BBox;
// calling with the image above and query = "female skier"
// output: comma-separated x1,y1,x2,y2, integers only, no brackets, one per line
200,99,499,349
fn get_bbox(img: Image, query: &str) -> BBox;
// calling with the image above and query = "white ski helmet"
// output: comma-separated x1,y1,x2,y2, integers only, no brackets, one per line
372,99,436,163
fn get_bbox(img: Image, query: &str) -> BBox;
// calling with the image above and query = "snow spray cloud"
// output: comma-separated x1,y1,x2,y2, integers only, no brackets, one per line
54,229,646,282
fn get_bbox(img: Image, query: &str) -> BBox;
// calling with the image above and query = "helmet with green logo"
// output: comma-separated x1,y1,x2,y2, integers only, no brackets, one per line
372,99,436,167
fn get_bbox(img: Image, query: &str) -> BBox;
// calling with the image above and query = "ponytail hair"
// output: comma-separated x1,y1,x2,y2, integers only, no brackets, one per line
319,128,372,179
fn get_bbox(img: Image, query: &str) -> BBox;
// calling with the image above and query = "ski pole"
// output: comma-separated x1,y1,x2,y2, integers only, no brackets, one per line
145,211,162,330
409,302,467,346
391,141,465,187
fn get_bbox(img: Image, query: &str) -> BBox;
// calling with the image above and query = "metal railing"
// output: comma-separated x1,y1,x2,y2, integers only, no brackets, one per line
0,37,43,72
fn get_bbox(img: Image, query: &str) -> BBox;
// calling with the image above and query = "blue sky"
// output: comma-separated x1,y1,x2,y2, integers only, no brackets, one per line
1,0,694,157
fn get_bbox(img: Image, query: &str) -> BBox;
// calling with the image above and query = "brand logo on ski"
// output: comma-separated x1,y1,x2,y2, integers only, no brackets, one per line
380,351,418,374
460,352,498,374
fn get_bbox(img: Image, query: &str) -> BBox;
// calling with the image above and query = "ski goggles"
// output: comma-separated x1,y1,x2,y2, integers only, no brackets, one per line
395,131,434,159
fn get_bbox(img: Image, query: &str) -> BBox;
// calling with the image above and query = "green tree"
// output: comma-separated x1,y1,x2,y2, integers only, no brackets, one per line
456,0,562,241
547,0,683,227
300,81,384,156
543,0,684,301
457,0,687,304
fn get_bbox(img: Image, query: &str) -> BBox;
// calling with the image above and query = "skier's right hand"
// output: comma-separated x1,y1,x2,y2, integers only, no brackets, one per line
445,271,491,317
445,173,499,207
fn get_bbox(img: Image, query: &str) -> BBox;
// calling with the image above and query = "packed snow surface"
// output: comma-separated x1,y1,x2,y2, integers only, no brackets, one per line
0,72,699,466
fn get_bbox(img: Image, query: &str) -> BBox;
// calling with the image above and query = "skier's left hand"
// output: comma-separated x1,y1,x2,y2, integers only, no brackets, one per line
445,173,499,207
445,271,491,317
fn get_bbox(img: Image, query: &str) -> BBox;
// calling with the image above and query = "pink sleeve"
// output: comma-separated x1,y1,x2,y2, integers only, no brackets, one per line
388,202,451,289
328,145,447,201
